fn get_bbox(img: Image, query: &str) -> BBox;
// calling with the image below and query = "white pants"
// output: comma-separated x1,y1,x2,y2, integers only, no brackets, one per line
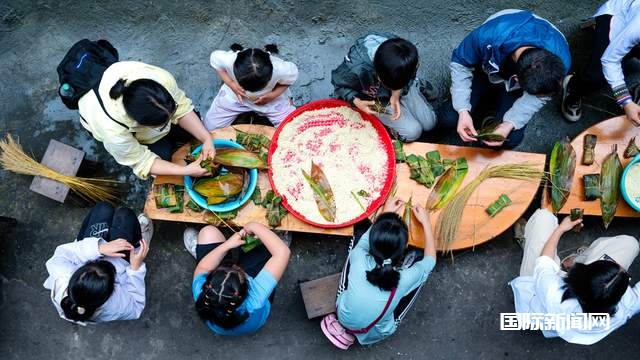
519,209,639,276
203,84,296,131
376,82,436,142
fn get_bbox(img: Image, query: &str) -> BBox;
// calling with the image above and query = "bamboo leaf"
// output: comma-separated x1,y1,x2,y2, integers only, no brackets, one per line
302,162,337,222
600,145,622,229
426,158,468,210
549,137,576,213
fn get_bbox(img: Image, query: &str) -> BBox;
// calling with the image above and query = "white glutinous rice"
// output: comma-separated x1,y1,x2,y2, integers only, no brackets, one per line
270,106,391,224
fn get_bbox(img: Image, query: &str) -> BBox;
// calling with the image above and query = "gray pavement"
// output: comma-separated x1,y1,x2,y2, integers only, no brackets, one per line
1,0,639,359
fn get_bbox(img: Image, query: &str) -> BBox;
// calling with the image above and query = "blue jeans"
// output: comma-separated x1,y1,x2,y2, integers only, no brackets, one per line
437,69,526,149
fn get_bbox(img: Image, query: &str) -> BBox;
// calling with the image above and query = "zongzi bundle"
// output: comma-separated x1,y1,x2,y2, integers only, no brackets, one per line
582,134,597,165
583,173,601,201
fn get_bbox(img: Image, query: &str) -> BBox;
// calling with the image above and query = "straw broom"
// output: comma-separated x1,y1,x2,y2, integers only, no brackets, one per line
0,134,122,204
435,163,544,253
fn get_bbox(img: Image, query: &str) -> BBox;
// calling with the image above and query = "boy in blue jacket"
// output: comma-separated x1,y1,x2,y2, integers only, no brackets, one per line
331,33,437,142
439,9,571,149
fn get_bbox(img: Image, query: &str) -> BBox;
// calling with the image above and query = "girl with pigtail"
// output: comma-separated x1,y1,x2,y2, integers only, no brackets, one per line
203,43,299,130
187,222,291,335
321,197,437,348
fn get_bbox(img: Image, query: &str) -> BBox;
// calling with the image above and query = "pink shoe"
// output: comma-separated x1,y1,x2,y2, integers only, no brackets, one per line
320,313,355,350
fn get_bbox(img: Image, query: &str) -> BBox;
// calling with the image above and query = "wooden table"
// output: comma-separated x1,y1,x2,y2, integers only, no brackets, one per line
399,143,545,250
144,125,546,251
541,115,640,219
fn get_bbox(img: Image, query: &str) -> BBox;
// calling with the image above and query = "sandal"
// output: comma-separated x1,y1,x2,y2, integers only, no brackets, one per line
320,313,355,350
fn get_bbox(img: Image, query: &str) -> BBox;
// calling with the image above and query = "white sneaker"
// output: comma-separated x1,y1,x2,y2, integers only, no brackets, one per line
137,213,153,245
183,227,199,259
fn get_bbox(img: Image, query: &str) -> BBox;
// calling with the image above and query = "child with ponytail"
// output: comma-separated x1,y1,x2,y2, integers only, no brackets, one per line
321,197,437,348
187,222,291,335
43,202,152,323
203,43,299,130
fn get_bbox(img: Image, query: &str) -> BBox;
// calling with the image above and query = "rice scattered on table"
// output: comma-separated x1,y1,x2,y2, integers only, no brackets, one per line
270,106,390,224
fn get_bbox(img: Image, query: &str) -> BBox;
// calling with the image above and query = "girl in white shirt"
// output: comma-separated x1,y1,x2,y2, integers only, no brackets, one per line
203,43,299,130
510,208,640,345
43,203,151,324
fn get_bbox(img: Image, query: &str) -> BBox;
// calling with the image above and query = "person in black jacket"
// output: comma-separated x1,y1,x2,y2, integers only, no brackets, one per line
331,33,436,142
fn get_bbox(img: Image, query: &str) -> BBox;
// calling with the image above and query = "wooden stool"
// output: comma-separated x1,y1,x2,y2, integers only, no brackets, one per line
299,273,341,319
29,139,85,203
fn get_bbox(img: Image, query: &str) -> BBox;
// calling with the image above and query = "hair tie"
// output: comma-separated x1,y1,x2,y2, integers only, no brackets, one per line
382,258,392,266
77,306,86,315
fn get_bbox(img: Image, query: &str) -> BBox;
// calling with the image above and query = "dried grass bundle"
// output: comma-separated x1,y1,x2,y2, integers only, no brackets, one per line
0,134,121,204
436,163,544,253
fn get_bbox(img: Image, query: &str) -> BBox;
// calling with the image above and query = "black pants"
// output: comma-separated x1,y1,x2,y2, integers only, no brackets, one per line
437,68,526,149
147,124,194,161
571,15,640,96
195,242,271,279
76,202,141,248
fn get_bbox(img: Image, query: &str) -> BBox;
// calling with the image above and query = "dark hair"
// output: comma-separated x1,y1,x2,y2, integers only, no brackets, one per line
109,78,176,126
195,260,249,329
373,38,419,90
365,212,408,291
231,43,278,92
562,260,630,315
60,260,116,321
516,48,564,95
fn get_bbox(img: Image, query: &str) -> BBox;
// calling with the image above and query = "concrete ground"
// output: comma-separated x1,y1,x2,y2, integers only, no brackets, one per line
1,0,639,359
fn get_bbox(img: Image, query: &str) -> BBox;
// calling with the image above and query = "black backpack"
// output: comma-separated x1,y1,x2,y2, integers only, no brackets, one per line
56,39,119,110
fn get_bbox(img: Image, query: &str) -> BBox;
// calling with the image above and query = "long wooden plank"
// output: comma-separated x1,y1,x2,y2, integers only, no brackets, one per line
144,125,352,236
144,125,546,250
541,115,640,218
397,142,546,250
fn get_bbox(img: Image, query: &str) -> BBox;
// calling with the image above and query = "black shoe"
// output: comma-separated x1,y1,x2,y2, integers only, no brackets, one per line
561,75,582,122
418,78,438,102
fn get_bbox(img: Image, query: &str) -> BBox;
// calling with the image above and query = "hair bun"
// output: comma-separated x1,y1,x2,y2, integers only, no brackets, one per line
264,44,279,54
109,78,127,100
230,43,244,52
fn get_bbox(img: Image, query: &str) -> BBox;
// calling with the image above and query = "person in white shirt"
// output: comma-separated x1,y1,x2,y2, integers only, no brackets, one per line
43,203,152,324
203,43,298,130
509,208,640,345
562,0,640,125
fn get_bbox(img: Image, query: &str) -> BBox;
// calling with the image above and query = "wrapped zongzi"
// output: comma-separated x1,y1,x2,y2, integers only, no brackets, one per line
582,134,597,165
549,137,576,213
600,145,622,229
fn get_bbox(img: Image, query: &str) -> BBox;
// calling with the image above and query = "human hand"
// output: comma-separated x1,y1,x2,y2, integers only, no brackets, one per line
225,231,247,249
412,205,431,226
184,156,210,177
200,139,216,160
557,215,583,233
389,90,402,121
99,239,134,258
129,239,149,271
624,102,640,127
457,111,478,142
382,196,405,214
481,122,513,147
353,97,377,116
254,91,277,105
230,81,247,104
